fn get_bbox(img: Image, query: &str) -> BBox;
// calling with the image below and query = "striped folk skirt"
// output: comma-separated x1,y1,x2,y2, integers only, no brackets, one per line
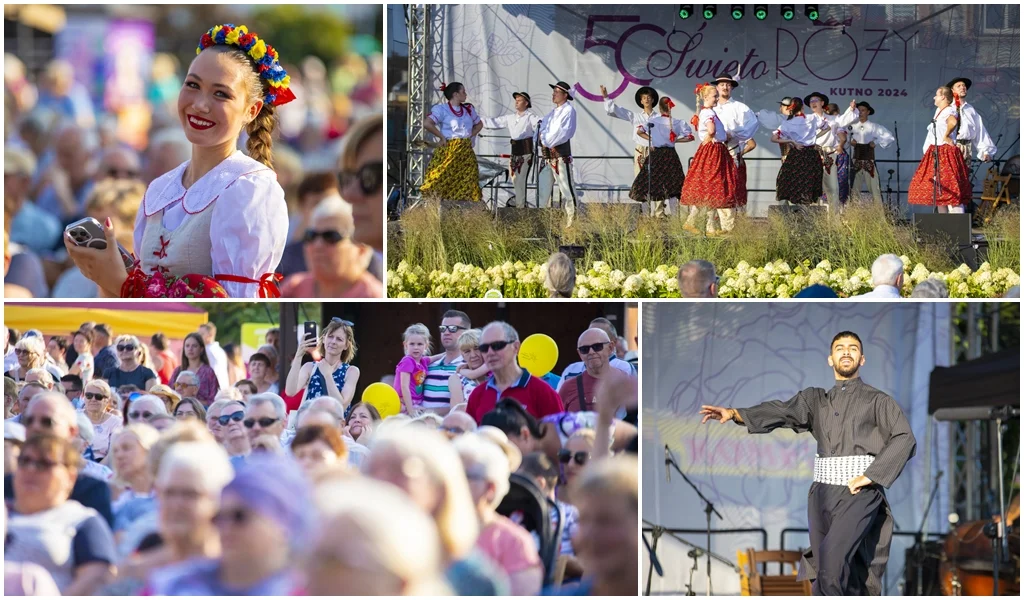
420,138,482,202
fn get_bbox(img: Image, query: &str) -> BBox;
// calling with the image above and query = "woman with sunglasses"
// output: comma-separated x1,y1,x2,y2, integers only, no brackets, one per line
123,394,169,427
286,317,360,408
169,332,220,406
146,454,310,594
338,114,384,277
558,429,596,506
172,396,207,422
79,379,122,461
110,424,161,534
6,433,117,594
8,336,63,383
217,400,251,463
101,335,158,392
204,398,233,443
280,195,382,298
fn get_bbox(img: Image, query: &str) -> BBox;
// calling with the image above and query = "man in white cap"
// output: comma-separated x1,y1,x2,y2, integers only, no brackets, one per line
537,81,579,227
482,91,541,208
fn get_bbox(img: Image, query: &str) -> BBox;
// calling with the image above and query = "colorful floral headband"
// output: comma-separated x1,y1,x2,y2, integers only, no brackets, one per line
197,24,295,107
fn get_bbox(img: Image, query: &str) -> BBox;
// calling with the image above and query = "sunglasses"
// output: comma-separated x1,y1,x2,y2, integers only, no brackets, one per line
17,455,61,472
337,161,383,195
558,449,590,466
331,317,355,327
117,344,137,352
303,229,346,244
22,415,55,429
439,325,467,334
212,508,250,527
14,348,35,356
578,342,608,355
217,411,245,426
479,340,513,354
244,417,280,429
174,381,198,389
129,410,154,421
84,392,107,400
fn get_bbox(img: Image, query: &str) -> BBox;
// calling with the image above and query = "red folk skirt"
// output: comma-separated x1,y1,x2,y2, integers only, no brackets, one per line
680,141,738,209
735,156,748,208
908,144,972,207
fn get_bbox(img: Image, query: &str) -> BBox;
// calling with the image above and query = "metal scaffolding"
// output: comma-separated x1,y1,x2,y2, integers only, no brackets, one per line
403,4,445,205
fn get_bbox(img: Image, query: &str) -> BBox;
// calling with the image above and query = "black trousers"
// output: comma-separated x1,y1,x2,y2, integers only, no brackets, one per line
807,482,886,595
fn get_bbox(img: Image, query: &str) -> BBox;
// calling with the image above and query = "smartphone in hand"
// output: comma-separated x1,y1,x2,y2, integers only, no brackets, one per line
65,217,134,270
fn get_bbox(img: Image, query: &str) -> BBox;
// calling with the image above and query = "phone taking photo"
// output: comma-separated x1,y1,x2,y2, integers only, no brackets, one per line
302,321,318,344
65,217,135,270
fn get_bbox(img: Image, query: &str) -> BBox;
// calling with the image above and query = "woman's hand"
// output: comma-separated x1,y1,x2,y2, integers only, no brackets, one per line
294,337,317,362
317,359,335,379
64,217,129,297
599,85,608,98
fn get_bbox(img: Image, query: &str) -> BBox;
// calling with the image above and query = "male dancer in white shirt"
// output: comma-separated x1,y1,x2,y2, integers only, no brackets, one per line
482,91,541,208
947,77,997,164
806,92,857,211
839,100,894,203
537,81,579,226
712,74,758,218
600,84,664,216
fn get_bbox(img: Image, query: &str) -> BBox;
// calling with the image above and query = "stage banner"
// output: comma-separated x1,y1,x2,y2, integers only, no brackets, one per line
642,302,951,595
438,4,1019,216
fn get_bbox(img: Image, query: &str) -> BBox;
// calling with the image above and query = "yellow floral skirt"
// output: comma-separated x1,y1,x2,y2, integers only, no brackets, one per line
420,138,482,202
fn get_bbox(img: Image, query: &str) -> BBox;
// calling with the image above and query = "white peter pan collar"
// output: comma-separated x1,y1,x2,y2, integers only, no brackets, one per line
144,151,274,217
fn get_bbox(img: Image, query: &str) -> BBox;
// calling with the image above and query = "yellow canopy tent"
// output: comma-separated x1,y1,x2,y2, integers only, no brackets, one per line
4,302,208,340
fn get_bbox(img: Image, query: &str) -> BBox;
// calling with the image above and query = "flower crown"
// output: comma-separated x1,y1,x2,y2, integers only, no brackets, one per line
197,24,295,107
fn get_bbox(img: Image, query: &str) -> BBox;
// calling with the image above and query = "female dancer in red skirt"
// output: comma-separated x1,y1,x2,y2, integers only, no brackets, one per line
628,97,694,210
908,87,972,213
771,97,824,204
681,84,739,235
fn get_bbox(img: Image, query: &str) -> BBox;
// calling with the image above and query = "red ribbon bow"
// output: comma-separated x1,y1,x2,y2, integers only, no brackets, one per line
665,98,676,109
440,82,447,91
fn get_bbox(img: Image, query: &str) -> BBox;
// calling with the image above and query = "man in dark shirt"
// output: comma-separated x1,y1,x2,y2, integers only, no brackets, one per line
700,331,916,595
4,392,114,527
91,324,119,376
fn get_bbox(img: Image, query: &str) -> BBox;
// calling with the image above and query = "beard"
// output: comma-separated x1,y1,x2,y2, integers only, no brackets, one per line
835,359,860,378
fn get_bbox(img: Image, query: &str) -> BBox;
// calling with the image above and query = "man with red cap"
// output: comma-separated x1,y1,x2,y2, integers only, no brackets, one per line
482,91,541,208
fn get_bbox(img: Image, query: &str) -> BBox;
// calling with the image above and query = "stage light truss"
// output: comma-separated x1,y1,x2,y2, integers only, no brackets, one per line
405,4,429,204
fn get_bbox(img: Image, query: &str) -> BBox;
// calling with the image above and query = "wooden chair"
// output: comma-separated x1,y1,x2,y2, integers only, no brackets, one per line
743,548,812,596
977,166,1013,225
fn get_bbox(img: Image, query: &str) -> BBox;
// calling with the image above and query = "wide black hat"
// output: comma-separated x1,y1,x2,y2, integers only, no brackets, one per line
804,92,829,106
855,101,875,115
549,81,574,101
512,91,532,108
635,86,659,108
946,77,972,91
711,74,739,88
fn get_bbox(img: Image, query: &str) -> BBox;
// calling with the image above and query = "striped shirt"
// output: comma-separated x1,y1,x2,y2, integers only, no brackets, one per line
421,354,465,409
735,376,916,488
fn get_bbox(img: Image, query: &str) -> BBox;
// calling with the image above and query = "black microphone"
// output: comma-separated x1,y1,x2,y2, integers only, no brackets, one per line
887,169,895,175
665,445,672,483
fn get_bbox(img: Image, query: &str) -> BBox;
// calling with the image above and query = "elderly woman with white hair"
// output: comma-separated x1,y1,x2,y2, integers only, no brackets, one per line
280,195,383,298
454,433,543,595
79,378,122,460
855,253,905,298
304,476,451,595
72,412,114,481
365,426,509,595
110,424,161,533
123,394,168,427
8,335,63,382
102,335,158,391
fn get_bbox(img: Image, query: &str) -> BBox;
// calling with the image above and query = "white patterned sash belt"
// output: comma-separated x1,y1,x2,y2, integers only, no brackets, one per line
813,455,875,486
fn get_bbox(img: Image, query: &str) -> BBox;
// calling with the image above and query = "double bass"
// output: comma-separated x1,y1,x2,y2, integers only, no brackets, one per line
940,494,1020,595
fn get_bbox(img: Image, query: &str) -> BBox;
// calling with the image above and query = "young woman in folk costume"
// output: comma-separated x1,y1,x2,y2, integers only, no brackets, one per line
420,82,484,202
628,97,693,210
771,96,826,205
907,86,972,213
66,24,291,298
680,83,739,235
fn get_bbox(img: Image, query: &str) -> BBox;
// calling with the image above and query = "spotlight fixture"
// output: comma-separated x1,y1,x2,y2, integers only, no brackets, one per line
754,4,768,20
806,4,819,20
731,5,744,20
679,4,693,19
781,5,795,20
703,5,717,19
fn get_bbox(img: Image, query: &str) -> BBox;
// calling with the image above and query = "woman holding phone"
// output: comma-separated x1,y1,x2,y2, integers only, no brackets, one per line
285,318,360,409
64,24,291,298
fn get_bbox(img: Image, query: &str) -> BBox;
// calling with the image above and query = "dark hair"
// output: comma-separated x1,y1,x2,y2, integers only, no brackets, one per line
265,327,280,341
72,329,94,346
824,103,840,116
519,451,559,491
172,397,208,422
350,401,382,422
442,309,471,328
482,398,546,440
590,317,618,338
442,81,464,101
93,324,111,338
291,424,347,459
150,333,168,351
7,328,18,346
48,336,68,354
248,352,271,367
786,97,804,120
297,172,338,203
234,379,257,395
60,374,83,391
21,433,81,474
180,332,210,368
223,343,240,363
831,331,863,350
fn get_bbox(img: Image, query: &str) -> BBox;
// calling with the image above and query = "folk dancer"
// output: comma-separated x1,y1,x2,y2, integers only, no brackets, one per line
806,92,855,211
839,100,894,203
771,97,825,205
712,73,758,214
824,103,851,204
947,77,997,165
481,91,541,208
908,86,972,213
628,97,693,206
537,81,579,227
421,81,483,202
680,84,739,235
600,84,665,216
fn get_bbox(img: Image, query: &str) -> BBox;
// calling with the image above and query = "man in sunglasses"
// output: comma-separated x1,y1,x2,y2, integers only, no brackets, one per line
557,318,636,391
422,310,472,415
465,321,564,425
244,393,288,448
4,392,114,526
560,328,623,413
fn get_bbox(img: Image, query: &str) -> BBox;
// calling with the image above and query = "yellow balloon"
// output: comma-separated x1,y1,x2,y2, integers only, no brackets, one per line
361,382,401,418
518,334,558,378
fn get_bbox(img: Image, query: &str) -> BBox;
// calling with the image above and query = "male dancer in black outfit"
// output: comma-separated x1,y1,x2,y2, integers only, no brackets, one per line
700,331,916,596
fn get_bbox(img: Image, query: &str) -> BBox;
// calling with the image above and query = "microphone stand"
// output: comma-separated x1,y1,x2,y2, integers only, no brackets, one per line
885,169,895,211
914,469,944,595
534,119,544,212
893,120,901,211
932,114,941,212
667,452,723,596
647,122,654,216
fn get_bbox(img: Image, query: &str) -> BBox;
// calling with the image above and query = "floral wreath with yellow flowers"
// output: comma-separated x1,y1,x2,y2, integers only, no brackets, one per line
197,24,295,107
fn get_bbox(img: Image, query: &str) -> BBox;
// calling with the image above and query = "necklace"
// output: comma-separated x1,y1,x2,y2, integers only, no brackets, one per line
448,102,464,117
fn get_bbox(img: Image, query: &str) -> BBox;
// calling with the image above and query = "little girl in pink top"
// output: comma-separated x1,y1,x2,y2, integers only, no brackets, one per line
394,324,432,417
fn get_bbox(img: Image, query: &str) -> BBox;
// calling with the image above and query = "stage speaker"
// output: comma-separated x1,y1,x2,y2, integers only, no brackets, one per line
912,213,980,269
